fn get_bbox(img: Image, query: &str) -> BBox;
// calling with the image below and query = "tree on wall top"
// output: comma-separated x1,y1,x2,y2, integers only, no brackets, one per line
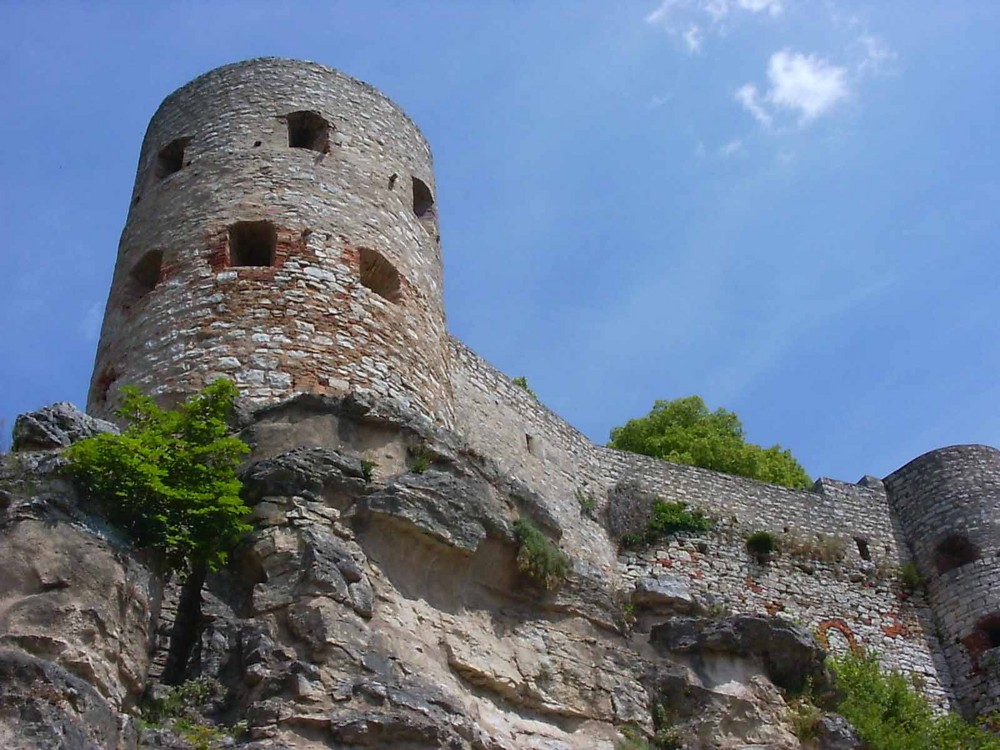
608,395,812,490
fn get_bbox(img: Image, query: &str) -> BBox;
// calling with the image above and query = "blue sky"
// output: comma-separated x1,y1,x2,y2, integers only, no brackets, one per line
1,1,997,481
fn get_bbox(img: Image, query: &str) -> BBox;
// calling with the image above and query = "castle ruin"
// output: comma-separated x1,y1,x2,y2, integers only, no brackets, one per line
90,57,1000,721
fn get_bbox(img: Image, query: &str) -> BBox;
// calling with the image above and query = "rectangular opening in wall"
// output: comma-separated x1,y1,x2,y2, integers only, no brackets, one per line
124,249,163,305
854,537,871,561
287,111,330,153
155,137,189,179
525,433,542,458
359,247,402,303
229,221,277,267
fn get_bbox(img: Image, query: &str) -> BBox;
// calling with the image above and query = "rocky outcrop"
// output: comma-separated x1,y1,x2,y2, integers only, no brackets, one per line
0,395,862,749
11,402,117,452
650,614,831,694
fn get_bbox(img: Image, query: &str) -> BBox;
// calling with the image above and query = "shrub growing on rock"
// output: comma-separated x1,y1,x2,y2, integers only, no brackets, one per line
513,518,569,589
65,379,251,574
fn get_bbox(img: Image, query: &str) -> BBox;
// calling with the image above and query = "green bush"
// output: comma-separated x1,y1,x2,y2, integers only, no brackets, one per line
513,518,570,589
621,499,713,549
899,560,925,592
746,531,777,559
831,650,1000,750
360,459,377,484
65,380,251,574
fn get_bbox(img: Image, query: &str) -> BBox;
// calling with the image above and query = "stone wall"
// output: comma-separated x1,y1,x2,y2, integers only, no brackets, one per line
448,337,958,711
89,58,454,425
884,445,1000,718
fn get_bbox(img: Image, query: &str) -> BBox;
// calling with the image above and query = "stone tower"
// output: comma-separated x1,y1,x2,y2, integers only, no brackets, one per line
88,58,454,424
885,445,1000,718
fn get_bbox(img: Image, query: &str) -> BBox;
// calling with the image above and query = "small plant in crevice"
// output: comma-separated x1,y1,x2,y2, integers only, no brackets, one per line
746,531,777,562
615,707,682,750
899,560,925,593
513,517,570,589
575,487,598,519
140,676,226,725
512,376,537,398
408,444,433,474
786,678,823,741
360,458,377,484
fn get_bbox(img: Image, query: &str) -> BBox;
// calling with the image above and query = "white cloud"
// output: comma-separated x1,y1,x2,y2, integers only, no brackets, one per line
768,50,848,121
737,50,849,126
645,0,781,53
647,93,674,109
718,139,744,157
683,25,704,52
736,0,782,15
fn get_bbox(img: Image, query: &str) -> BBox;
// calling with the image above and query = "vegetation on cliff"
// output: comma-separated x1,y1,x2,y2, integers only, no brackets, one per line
65,379,251,573
830,650,1000,750
609,396,812,489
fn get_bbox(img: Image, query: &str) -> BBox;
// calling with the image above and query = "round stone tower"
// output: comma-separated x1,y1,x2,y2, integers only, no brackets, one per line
88,58,454,424
884,445,1000,718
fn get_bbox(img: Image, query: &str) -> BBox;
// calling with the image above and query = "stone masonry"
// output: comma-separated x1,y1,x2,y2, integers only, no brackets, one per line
90,57,1000,720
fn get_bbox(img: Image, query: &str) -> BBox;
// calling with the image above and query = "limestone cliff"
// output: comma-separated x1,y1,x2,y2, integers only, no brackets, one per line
0,396,860,749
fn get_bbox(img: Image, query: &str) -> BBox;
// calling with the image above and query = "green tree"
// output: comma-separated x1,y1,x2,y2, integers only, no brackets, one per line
66,379,251,574
608,396,812,489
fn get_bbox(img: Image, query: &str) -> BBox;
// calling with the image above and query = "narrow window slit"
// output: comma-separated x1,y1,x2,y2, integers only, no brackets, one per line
412,177,435,222
854,537,871,561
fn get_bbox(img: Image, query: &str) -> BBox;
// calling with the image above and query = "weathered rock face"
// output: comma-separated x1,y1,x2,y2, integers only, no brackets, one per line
1,396,859,749
0,449,160,749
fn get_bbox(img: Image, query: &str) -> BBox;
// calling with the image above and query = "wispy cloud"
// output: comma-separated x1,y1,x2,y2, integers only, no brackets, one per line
683,25,703,52
645,0,782,53
647,93,674,109
856,34,897,76
718,139,744,157
736,50,849,126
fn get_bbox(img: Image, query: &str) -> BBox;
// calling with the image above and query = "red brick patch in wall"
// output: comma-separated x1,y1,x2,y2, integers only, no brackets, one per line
881,613,912,639
815,619,861,653
744,576,763,594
